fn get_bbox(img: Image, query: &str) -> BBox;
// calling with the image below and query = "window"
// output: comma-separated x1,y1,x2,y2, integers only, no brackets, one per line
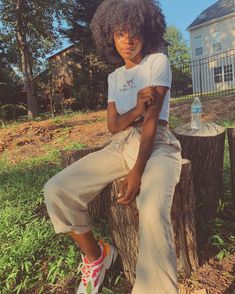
214,64,233,83
194,36,203,56
224,64,233,82
212,30,222,52
214,66,222,83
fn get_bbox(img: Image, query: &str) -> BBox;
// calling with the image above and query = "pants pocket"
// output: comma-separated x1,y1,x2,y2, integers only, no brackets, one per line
167,131,182,152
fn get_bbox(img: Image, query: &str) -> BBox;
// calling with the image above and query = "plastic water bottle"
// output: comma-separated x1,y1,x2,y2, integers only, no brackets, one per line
191,96,202,129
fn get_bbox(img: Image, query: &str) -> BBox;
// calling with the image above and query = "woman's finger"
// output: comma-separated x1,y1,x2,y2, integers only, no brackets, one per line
119,178,127,198
117,187,139,205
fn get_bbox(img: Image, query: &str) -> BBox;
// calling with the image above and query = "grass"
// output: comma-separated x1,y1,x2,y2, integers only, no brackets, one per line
0,114,234,293
0,152,82,293
0,150,123,293
170,88,235,103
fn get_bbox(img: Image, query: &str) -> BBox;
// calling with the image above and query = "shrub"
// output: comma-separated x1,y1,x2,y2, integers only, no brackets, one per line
0,104,27,121
70,98,86,112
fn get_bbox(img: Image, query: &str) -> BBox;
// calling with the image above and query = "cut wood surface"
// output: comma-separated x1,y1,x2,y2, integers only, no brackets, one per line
227,128,235,204
173,122,225,222
62,149,199,285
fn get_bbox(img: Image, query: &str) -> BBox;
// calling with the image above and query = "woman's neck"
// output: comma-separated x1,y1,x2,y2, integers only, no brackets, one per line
124,52,144,69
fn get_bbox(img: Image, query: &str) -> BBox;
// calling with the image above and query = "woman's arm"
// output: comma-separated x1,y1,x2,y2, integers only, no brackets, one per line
117,85,168,205
107,102,142,134
133,86,168,174
107,86,159,134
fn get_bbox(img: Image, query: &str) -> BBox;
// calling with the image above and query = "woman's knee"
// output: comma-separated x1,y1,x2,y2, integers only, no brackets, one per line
44,174,64,203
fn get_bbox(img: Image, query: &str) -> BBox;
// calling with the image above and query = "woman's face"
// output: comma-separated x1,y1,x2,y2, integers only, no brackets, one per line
113,31,143,62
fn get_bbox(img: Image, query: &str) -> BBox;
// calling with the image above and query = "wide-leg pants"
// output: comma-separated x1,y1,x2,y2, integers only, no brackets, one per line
44,125,182,294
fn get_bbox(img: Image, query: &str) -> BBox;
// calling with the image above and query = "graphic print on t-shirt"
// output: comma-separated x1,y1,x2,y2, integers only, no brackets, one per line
119,78,137,92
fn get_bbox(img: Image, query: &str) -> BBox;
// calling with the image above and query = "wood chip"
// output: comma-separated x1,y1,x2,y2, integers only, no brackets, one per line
193,289,207,294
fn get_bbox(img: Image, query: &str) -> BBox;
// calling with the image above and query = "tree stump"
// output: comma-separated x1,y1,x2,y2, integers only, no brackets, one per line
173,122,225,222
61,149,199,284
227,128,235,204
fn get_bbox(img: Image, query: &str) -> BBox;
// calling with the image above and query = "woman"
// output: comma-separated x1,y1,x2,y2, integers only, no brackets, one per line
44,0,182,293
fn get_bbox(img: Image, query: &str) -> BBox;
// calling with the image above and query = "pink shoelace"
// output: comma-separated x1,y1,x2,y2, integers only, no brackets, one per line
80,247,105,287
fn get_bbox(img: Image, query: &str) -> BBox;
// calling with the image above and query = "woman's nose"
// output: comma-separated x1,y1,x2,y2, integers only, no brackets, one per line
123,37,134,45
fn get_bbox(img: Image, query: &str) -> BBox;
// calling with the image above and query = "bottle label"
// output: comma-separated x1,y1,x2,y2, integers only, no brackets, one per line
191,106,202,113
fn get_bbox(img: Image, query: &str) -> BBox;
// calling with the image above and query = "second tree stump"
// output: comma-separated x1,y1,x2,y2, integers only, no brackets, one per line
173,122,225,222
227,128,235,205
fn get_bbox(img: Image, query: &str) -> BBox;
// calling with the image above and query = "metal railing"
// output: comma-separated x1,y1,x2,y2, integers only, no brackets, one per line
171,49,235,101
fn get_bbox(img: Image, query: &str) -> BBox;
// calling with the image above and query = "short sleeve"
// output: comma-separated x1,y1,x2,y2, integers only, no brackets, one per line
151,54,172,89
107,73,116,103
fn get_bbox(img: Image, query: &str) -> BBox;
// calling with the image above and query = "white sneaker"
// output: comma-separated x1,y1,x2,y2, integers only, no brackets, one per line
77,240,118,294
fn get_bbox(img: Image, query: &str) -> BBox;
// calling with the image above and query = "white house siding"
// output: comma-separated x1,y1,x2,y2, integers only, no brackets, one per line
191,49,235,93
189,14,235,94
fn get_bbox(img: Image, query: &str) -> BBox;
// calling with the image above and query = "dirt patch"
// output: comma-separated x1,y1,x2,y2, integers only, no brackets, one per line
170,95,235,125
1,96,234,164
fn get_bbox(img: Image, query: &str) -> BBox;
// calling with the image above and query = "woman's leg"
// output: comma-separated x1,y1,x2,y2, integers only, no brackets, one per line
69,231,101,262
44,143,128,260
132,143,182,294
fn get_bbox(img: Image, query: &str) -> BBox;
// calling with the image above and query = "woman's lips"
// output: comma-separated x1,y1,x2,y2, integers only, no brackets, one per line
122,48,135,53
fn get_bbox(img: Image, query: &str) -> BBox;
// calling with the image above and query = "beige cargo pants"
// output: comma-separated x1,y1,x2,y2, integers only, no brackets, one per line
44,125,182,294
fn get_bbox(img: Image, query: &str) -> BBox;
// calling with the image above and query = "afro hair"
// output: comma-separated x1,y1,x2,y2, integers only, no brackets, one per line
90,0,166,63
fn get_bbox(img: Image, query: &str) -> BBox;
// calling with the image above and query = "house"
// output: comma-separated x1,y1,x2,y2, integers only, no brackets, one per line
47,44,81,99
187,0,235,94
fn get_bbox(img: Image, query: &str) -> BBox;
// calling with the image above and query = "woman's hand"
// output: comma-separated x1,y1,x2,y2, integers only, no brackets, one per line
136,86,158,115
117,168,142,205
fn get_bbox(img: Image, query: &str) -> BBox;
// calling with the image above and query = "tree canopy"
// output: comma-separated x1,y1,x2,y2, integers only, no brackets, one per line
0,0,67,117
61,0,113,109
164,26,191,65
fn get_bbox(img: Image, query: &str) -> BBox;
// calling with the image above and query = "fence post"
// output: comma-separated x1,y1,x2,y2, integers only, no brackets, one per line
199,59,203,99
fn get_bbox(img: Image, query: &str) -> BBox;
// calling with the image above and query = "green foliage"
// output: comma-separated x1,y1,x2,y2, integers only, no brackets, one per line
164,26,192,97
70,99,84,112
0,42,20,104
0,0,69,117
63,143,87,151
0,0,67,75
164,26,191,64
0,104,27,122
61,0,113,110
209,217,235,260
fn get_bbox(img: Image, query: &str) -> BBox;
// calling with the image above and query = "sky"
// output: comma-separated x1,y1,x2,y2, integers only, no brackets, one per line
160,0,217,43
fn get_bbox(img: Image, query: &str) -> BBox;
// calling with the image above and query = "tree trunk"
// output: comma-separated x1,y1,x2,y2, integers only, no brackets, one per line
61,149,199,284
173,122,225,223
227,128,235,204
16,0,38,118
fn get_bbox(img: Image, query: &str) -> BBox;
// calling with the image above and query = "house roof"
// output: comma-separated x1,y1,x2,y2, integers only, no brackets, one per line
187,0,235,30
47,44,74,60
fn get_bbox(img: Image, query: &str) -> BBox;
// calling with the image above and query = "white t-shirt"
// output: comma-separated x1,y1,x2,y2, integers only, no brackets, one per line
108,53,172,122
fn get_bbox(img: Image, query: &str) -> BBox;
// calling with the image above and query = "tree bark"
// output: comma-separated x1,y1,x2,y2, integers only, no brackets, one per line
227,128,235,204
61,149,199,284
15,0,38,118
173,122,225,222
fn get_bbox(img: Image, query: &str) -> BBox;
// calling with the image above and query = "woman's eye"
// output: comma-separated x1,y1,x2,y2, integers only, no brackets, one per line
118,33,124,38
